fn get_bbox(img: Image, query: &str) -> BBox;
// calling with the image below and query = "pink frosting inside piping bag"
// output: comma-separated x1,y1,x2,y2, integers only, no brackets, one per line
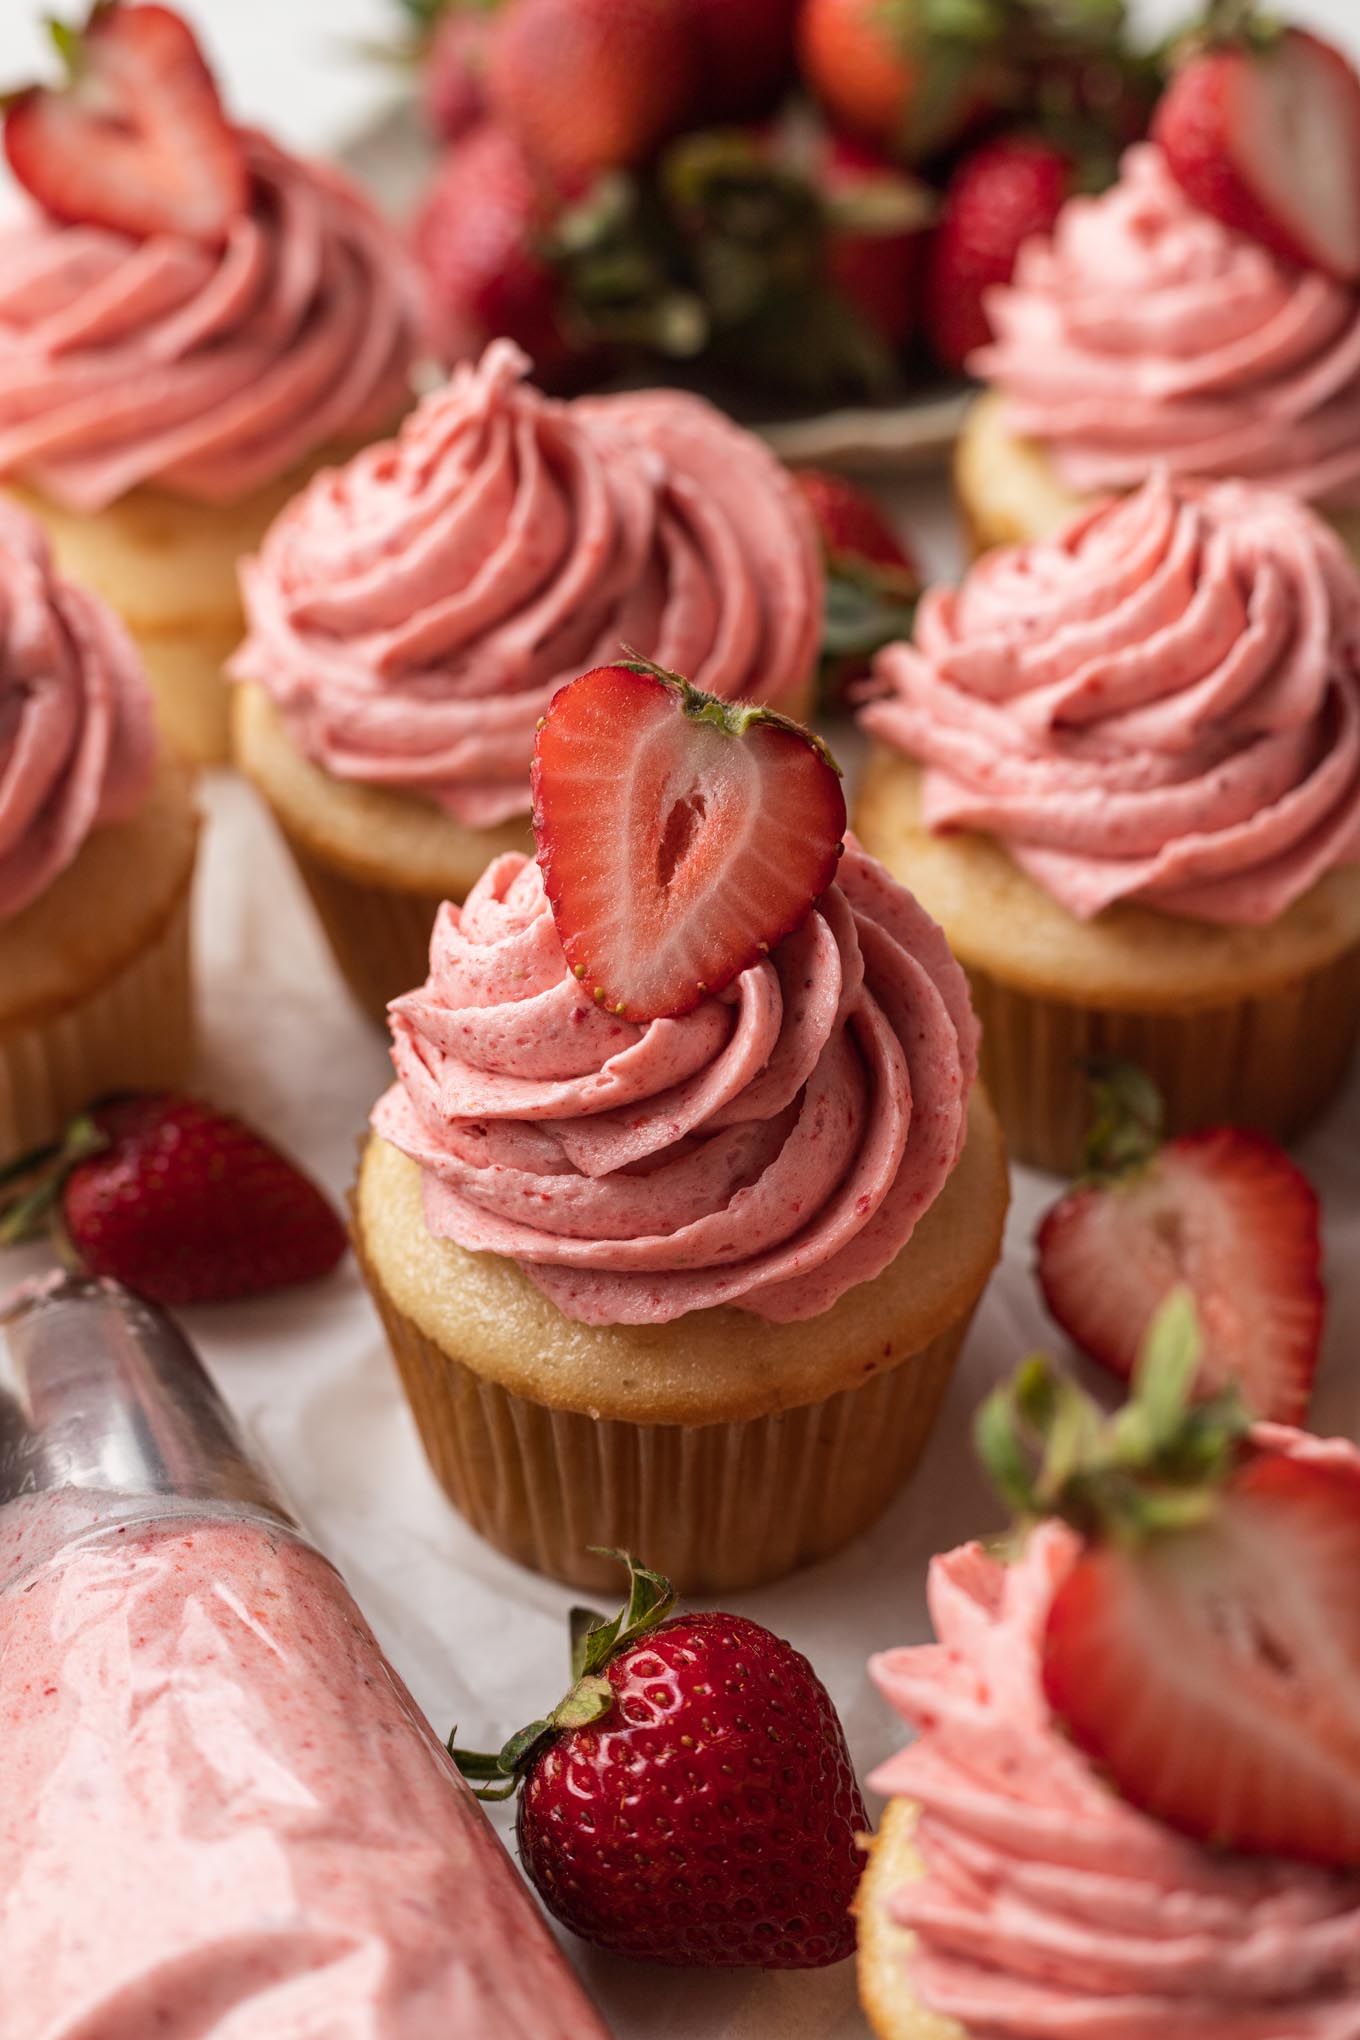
974,144,1360,506
0,496,156,922
0,131,420,513
864,470,1360,923
233,340,824,828
867,1428,1360,2040
371,840,977,1325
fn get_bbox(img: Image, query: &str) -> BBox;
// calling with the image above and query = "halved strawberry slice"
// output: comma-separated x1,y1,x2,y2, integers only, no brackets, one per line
1153,25,1360,284
1036,1065,1324,1426
979,1300,1360,1870
531,661,846,1022
4,4,249,244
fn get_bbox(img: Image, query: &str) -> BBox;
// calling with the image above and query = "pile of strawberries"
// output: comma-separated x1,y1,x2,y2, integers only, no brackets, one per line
405,0,1161,397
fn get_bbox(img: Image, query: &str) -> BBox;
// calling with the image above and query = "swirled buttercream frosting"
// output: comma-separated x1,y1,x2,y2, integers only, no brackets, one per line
976,144,1360,506
0,497,156,920
235,341,823,829
0,131,419,512
864,471,1360,922
371,839,977,1325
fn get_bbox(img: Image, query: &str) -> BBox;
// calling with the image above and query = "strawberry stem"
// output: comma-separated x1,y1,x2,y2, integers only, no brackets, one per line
1079,1058,1164,1183
0,1112,107,1248
976,1290,1252,1545
616,649,845,776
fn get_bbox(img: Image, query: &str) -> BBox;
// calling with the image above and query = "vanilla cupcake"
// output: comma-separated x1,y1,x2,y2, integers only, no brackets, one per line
959,145,1360,561
234,342,824,1020
0,499,197,1161
859,473,1360,1171
0,20,420,766
858,1438,1360,2040
353,840,1006,1594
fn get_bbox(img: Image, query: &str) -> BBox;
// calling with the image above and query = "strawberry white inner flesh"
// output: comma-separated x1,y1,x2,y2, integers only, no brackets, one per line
1233,36,1360,281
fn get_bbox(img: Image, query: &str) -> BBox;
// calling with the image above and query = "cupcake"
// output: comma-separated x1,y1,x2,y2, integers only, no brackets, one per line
353,663,1006,1594
958,144,1360,560
858,1343,1360,2039
234,340,824,1021
0,497,197,1161
858,472,1360,1172
0,4,420,765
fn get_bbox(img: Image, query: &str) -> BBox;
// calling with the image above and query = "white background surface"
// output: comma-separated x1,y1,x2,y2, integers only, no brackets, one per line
0,4,1359,2036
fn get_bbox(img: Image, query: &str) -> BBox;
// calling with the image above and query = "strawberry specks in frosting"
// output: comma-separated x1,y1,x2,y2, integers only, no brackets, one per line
234,342,822,829
0,132,419,512
865,472,1360,923
0,498,155,921
371,840,976,1325
869,1431,1360,2039
977,144,1360,506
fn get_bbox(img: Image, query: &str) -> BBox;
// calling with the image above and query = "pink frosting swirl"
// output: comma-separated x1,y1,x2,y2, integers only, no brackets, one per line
864,472,1360,923
977,144,1360,506
370,840,977,1325
234,341,823,828
0,132,420,513
0,497,156,921
868,1430,1360,2040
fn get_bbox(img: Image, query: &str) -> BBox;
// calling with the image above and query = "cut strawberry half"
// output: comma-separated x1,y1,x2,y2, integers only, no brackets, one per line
4,4,249,244
979,1298,1360,1870
531,661,846,1022
1035,1065,1324,1426
1153,25,1360,284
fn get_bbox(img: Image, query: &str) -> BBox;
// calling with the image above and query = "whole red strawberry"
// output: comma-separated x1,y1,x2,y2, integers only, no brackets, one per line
821,135,931,351
4,2,249,244
794,468,919,708
486,0,697,189
1152,23,1360,284
532,660,847,1021
683,0,798,122
0,1093,347,1306
1035,1062,1324,1427
979,1295,1360,1870
414,122,590,384
925,134,1073,372
452,1555,867,1966
797,0,1000,161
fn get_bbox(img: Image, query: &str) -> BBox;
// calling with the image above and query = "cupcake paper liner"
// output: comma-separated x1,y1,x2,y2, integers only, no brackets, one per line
361,1258,977,1594
274,822,444,1021
969,942,1360,1174
0,884,195,1163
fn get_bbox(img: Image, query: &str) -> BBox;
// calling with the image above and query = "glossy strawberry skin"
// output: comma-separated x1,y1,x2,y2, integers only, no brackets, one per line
1042,1450,1360,1870
797,0,992,160
925,135,1072,371
423,8,492,142
516,1611,868,1966
61,1093,347,1306
795,466,916,578
486,0,696,188
4,3,248,244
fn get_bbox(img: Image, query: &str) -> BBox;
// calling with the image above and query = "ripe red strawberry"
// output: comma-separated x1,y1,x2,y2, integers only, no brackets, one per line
683,0,798,122
1035,1064,1324,1426
3,3,249,245
452,1555,867,1966
925,134,1073,372
821,135,931,351
531,661,847,1022
0,1093,347,1306
794,468,919,708
486,0,697,189
980,1301,1360,1869
797,0,999,161
423,6,493,142
1153,25,1360,284
414,123,591,385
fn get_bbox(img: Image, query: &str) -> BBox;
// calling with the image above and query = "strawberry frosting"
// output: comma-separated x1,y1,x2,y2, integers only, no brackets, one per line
370,840,977,1325
0,132,419,512
868,1430,1360,2040
976,144,1360,506
864,472,1360,923
234,341,823,828
0,497,156,922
